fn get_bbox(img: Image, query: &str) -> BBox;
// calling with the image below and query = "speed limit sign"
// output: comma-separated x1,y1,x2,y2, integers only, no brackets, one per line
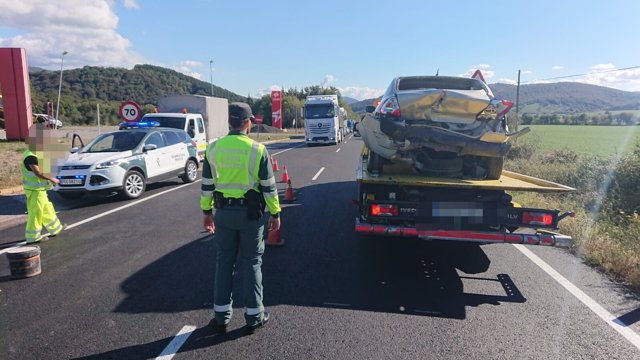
119,101,142,122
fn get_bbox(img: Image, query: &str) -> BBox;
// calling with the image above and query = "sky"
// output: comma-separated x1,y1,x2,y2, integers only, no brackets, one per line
1,0,639,100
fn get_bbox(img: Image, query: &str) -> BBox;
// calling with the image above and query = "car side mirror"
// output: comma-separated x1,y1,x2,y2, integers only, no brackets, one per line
143,144,158,152
365,106,376,113
70,147,80,154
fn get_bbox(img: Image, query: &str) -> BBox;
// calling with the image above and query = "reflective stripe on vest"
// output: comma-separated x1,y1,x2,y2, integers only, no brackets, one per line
22,150,49,190
206,135,263,197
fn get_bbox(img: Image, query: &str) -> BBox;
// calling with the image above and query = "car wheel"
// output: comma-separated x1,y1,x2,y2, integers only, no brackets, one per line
182,159,198,183
121,170,145,199
57,192,85,200
485,157,504,180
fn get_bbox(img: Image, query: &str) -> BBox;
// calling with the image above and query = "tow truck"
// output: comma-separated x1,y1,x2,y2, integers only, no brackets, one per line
355,146,576,247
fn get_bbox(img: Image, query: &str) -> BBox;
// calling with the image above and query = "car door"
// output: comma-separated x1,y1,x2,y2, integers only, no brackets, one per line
195,116,207,160
161,130,188,172
143,131,167,178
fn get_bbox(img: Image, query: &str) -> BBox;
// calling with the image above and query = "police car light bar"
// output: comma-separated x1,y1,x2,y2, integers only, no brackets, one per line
119,121,160,129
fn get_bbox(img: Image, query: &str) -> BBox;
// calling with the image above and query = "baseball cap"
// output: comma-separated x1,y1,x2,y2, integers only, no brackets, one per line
229,102,254,121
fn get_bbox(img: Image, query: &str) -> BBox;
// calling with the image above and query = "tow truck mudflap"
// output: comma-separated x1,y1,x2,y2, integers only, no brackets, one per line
355,219,572,248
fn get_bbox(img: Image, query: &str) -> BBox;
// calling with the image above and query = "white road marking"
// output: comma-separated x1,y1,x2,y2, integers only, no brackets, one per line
0,181,200,255
155,325,196,360
514,244,640,351
312,167,325,181
336,148,341,153
272,143,306,156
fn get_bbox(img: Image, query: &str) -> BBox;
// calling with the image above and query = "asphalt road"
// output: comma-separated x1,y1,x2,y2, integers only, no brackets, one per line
2,135,640,359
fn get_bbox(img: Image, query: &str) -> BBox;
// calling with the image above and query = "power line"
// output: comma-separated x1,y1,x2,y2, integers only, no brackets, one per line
522,65,640,84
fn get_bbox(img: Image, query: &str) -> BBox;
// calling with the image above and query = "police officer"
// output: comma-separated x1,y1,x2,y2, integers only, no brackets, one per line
201,102,281,334
23,124,65,243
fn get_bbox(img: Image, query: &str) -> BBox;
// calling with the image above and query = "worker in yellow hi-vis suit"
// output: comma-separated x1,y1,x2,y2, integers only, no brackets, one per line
22,124,65,243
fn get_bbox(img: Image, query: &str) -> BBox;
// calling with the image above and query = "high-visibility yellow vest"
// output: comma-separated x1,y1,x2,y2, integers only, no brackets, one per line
206,134,263,198
22,149,50,190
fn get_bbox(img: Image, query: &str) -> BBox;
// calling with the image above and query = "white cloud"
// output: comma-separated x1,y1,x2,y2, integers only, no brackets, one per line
173,60,202,80
0,0,145,69
495,78,518,85
123,0,140,10
338,86,384,101
552,65,564,70
522,70,533,75
256,85,282,98
321,74,336,87
460,64,495,80
578,63,640,91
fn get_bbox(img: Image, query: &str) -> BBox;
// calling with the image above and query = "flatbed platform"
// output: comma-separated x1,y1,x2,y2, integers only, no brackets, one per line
357,147,575,193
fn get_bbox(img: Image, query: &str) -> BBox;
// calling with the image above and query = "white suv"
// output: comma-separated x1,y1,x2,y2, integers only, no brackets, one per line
55,126,199,199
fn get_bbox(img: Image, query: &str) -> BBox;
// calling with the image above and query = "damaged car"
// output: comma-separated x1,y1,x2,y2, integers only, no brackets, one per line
358,71,529,180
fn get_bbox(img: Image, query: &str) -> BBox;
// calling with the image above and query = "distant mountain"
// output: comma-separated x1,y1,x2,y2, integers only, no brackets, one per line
349,82,640,114
341,96,359,104
28,64,246,125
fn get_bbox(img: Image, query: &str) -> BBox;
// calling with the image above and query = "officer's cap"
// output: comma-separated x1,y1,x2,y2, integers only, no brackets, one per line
229,102,254,122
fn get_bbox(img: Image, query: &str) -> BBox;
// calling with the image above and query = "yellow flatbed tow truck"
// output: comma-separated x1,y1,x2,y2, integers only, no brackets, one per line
355,147,576,247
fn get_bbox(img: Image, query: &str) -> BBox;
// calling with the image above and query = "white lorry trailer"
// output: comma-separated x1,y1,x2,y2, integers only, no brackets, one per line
303,95,346,146
141,95,229,160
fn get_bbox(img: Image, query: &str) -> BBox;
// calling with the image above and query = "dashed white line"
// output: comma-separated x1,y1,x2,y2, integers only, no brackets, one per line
514,244,640,351
312,167,325,181
336,148,341,153
155,325,196,360
272,143,306,156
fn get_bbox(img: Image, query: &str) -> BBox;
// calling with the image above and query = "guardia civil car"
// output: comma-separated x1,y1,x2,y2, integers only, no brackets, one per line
55,123,199,199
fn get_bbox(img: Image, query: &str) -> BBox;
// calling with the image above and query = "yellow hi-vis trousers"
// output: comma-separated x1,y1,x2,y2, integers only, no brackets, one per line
25,189,62,243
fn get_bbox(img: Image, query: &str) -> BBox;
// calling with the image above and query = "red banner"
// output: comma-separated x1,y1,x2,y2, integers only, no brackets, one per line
271,90,282,129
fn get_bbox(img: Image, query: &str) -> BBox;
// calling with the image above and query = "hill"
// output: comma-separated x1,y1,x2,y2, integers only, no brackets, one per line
349,82,640,115
29,64,246,125
341,96,359,104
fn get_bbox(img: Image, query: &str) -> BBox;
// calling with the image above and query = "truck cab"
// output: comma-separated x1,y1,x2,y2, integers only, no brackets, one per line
304,95,345,146
141,113,208,161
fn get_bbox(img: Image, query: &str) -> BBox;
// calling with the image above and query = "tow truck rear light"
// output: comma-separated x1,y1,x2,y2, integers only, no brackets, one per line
522,211,553,226
370,204,399,217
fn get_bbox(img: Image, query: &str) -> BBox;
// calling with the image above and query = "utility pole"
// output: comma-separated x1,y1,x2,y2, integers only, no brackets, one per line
56,51,68,123
515,69,521,131
209,60,214,96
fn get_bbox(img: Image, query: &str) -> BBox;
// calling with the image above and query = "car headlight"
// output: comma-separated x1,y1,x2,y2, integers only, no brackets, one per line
96,159,125,169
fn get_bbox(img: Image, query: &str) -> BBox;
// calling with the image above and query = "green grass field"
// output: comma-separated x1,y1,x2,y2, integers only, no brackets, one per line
520,125,640,157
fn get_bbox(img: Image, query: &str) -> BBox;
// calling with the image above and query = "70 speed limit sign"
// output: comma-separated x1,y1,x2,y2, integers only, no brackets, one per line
119,101,142,122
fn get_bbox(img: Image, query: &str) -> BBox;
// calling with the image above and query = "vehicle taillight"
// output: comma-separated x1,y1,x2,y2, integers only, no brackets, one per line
370,204,399,217
522,211,553,226
497,100,513,118
377,97,401,118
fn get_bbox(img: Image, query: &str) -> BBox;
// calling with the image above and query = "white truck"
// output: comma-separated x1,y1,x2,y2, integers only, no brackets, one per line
303,95,346,146
141,95,229,160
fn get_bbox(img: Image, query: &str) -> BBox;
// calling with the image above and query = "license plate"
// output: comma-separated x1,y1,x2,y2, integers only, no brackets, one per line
60,178,83,185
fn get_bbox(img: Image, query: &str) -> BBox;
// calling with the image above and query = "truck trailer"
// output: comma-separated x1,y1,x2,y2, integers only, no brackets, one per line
141,95,229,160
355,146,575,247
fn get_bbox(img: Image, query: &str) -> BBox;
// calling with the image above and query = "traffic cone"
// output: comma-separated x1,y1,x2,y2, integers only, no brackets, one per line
266,227,285,246
283,179,296,202
280,165,290,183
272,156,279,171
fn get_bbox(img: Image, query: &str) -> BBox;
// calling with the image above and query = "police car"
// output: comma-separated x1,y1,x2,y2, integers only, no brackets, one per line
54,121,199,199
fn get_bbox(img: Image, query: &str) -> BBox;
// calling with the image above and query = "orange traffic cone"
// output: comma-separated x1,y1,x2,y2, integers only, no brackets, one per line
266,226,285,246
280,165,290,183
272,156,279,171
283,179,296,202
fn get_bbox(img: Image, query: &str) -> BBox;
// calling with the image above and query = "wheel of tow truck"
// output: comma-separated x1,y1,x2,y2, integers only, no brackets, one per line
181,159,198,183
121,170,146,199
485,157,504,180
367,151,384,174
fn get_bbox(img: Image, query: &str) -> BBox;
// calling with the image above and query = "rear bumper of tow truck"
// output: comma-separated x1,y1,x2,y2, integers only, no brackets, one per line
355,218,572,248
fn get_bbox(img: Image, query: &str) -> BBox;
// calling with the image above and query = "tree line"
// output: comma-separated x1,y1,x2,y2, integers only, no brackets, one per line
518,112,640,126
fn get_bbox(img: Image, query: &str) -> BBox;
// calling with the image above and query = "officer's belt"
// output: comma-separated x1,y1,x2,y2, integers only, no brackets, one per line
221,197,247,206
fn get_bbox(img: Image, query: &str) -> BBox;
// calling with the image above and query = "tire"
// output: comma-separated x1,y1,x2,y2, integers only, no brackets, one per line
57,192,85,200
181,159,198,183
121,170,145,199
485,157,504,180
